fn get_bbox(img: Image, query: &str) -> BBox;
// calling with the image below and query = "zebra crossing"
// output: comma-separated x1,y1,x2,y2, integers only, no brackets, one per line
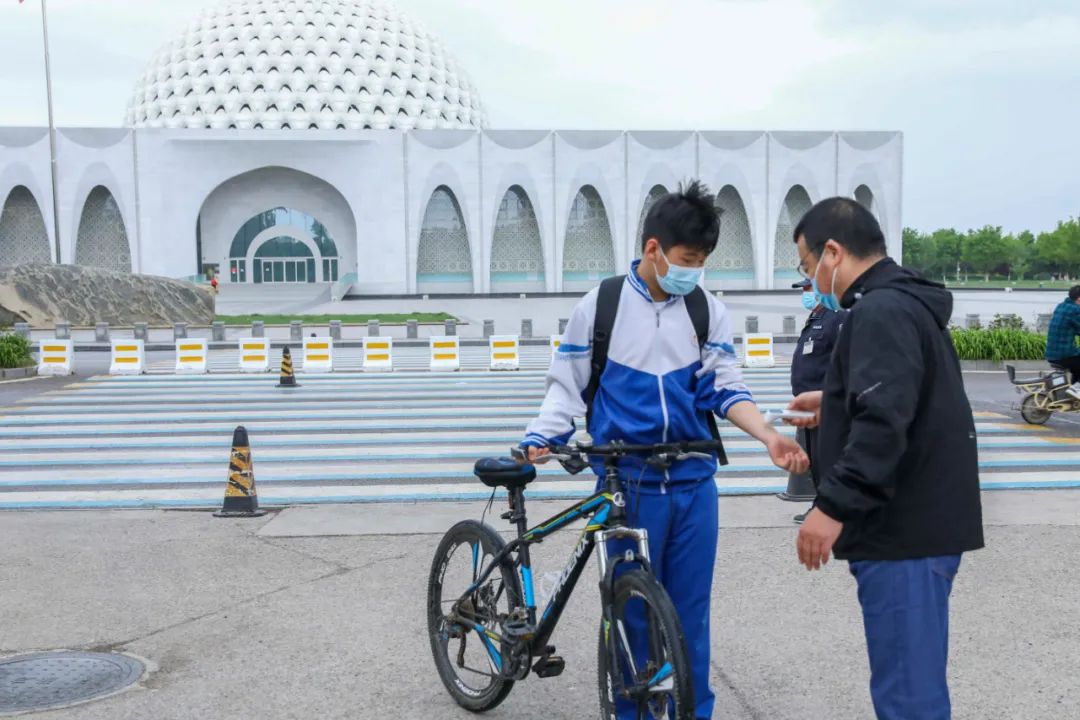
1,368,1078,509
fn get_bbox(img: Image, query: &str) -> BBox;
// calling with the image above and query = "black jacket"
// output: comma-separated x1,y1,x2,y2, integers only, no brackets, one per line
814,258,984,561
791,308,846,396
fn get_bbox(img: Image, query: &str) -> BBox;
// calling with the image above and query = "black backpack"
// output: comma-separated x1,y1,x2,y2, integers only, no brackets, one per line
581,275,722,443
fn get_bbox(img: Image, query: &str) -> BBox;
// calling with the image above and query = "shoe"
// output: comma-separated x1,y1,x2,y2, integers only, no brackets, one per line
1068,384,1080,401
793,512,807,524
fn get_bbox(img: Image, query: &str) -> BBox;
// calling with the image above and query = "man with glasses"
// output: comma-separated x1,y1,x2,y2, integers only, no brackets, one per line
786,197,984,720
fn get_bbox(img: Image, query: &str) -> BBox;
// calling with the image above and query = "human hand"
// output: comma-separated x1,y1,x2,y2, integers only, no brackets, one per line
786,391,823,428
766,432,809,474
796,507,843,570
525,446,550,463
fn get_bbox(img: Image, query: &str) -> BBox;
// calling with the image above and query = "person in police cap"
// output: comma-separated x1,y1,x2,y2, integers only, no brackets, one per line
789,277,845,523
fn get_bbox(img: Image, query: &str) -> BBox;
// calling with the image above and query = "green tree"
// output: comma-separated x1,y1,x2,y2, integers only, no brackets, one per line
1035,219,1080,279
901,227,934,274
1005,230,1035,280
963,225,1008,281
929,228,964,281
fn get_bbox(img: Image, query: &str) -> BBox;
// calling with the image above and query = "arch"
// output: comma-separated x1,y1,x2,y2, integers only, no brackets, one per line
0,186,51,266
635,184,668,259
562,185,615,291
229,213,338,284
417,185,473,292
773,185,812,282
490,185,544,292
854,184,875,216
74,186,132,272
706,185,754,289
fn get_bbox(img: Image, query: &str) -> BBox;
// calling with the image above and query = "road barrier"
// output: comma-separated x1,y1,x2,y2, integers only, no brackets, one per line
37,340,74,376
109,340,145,375
238,338,270,373
213,425,265,518
363,336,393,372
302,336,334,373
743,333,776,368
489,335,520,371
175,338,209,374
430,335,460,371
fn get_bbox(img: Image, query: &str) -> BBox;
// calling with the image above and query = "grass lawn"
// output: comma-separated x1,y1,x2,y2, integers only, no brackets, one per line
215,313,456,325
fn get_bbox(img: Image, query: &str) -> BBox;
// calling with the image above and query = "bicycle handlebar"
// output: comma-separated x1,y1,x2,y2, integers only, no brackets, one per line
512,438,724,465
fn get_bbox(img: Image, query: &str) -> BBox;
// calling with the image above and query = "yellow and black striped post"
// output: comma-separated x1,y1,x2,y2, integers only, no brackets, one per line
277,346,299,388
214,425,266,518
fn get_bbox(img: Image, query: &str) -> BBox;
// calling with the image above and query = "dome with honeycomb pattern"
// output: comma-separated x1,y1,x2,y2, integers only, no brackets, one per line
125,0,486,130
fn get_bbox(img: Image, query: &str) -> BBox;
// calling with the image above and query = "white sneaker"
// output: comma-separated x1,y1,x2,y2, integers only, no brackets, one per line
1067,383,1080,401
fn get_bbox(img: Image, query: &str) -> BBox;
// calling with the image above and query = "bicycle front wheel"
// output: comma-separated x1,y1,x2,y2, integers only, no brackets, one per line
597,569,694,720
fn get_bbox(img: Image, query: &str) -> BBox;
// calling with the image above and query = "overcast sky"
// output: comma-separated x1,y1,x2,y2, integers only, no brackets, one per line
2,0,1078,234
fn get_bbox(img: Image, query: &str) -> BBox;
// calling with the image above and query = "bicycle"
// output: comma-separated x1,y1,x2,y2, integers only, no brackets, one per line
427,438,725,719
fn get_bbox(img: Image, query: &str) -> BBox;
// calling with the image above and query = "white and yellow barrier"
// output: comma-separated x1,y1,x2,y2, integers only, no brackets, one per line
110,339,145,375
37,340,74,376
238,338,270,373
550,335,564,359
302,336,334,373
489,335,520,371
430,336,460,372
175,338,209,374
742,333,776,368
362,337,393,372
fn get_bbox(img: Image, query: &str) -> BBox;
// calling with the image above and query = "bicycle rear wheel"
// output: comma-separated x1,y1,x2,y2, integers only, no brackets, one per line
597,569,694,720
427,520,523,713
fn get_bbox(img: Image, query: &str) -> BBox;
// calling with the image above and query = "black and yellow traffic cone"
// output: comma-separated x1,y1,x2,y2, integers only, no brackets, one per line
214,425,267,518
277,346,299,388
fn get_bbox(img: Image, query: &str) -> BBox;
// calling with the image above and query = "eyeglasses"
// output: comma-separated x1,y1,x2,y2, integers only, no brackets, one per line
796,249,815,280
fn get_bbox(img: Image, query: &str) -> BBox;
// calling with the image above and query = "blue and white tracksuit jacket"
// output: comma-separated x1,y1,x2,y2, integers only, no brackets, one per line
521,262,754,487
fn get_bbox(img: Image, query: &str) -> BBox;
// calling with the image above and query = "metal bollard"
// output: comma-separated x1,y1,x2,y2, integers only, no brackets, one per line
330,320,343,340
134,322,148,341
965,314,981,330
782,315,796,335
173,322,188,340
95,322,110,343
483,320,495,338
444,319,457,336
251,320,265,338
558,318,569,334
212,321,225,342
406,319,418,339
55,322,70,340
365,319,378,337
745,316,759,334
290,320,302,341
13,322,30,339
1036,314,1051,333
521,319,533,339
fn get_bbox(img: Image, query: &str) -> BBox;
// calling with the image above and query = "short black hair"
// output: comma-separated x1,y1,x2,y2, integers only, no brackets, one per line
792,196,886,259
1070,285,1080,301
641,180,722,254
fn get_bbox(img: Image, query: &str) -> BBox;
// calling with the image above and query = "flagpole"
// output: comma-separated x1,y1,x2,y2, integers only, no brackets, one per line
39,0,62,264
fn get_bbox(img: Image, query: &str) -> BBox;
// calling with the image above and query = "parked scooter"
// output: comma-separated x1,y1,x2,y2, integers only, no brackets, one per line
1007,365,1080,425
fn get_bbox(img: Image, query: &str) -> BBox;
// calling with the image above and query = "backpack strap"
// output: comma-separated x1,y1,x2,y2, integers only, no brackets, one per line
584,275,625,428
684,286,722,441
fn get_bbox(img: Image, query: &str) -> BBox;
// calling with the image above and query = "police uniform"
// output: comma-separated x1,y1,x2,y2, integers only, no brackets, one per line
791,306,845,487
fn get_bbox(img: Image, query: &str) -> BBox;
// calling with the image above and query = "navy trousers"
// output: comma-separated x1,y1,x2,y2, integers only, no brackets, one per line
849,555,963,720
608,477,718,720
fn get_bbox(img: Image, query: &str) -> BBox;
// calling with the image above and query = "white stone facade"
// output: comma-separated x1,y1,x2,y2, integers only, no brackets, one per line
0,128,902,294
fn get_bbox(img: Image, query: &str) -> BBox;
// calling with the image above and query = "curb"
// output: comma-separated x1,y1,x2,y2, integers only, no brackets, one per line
959,360,1052,372
0,366,38,380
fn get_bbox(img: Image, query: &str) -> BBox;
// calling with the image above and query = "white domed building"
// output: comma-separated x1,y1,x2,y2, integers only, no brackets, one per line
0,0,901,297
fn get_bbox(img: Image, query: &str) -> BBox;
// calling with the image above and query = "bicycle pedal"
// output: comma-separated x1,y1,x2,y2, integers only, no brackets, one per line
532,654,565,678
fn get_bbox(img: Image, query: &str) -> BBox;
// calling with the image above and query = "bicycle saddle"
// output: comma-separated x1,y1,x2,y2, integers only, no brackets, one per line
474,457,536,489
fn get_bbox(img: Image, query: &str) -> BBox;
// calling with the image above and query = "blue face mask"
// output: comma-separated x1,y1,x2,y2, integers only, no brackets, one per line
811,255,842,312
801,291,816,311
657,252,703,296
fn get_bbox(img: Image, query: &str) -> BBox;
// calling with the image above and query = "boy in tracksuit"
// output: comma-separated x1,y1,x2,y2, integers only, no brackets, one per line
522,181,808,719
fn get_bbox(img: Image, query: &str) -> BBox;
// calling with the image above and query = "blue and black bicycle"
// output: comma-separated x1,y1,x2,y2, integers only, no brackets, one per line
427,439,723,719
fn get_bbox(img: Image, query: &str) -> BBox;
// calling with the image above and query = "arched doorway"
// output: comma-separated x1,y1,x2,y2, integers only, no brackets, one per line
706,185,754,289
0,186,51,266
490,185,544,292
562,185,615,291
417,185,473,293
774,185,812,283
635,184,668,258
228,208,340,283
854,185,875,216
75,186,131,272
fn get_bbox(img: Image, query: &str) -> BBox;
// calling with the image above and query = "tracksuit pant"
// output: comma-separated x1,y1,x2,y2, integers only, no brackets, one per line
607,476,718,720
849,555,963,720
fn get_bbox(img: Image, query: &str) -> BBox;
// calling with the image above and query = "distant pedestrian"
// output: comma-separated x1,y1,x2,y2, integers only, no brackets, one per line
786,197,984,720
210,275,219,294
1045,285,1080,399
788,277,845,523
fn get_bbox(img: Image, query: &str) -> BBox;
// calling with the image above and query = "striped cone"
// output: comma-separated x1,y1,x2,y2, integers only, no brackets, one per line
214,425,266,518
277,346,299,388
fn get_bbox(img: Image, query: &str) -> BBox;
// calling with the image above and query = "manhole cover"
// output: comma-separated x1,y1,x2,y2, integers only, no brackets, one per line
0,651,144,714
